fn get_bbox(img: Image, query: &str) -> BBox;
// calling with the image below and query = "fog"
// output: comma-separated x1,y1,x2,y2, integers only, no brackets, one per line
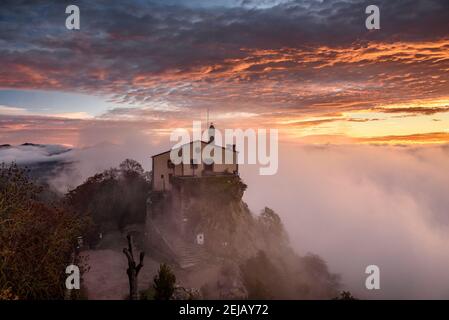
0,144,71,164
3,140,449,299
241,143,449,299
0,134,163,191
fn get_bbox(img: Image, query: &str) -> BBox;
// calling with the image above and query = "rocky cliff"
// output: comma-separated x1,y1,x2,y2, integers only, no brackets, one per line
145,175,341,299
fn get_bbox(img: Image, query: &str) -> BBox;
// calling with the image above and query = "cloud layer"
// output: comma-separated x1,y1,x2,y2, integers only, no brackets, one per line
1,0,448,145
242,143,449,299
3,141,449,298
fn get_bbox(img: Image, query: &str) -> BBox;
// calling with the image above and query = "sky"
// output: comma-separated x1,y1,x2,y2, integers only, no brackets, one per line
0,0,448,146
2,1,449,298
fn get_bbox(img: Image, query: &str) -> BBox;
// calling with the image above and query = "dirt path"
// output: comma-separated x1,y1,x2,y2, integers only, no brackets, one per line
82,249,160,300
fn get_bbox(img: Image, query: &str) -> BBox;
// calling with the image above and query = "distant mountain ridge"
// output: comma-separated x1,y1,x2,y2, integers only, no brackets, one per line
0,143,75,187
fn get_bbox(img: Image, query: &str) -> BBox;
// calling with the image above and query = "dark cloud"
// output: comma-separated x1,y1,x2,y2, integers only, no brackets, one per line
376,105,449,115
0,0,448,127
1,3,447,77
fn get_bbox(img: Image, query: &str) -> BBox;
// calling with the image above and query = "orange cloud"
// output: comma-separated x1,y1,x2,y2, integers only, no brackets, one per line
357,132,449,144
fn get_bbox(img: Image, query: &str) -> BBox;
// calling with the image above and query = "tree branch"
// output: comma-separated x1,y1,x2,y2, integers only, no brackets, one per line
136,252,145,275
126,234,134,261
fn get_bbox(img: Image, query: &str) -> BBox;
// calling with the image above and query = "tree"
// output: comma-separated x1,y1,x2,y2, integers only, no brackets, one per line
333,291,358,300
119,159,144,177
240,250,281,299
123,235,144,300
0,162,87,299
66,159,151,240
0,288,18,300
258,207,285,238
153,263,176,300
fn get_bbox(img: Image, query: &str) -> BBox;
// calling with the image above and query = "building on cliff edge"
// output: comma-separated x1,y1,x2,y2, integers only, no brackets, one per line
151,123,238,192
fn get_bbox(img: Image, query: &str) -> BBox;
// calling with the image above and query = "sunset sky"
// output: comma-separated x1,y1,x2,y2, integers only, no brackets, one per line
1,0,448,146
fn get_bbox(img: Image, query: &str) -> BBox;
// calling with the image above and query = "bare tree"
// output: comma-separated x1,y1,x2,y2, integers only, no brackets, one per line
123,235,145,300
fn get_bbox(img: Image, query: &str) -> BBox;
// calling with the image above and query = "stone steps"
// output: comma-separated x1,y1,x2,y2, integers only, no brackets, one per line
171,239,209,269
151,216,209,269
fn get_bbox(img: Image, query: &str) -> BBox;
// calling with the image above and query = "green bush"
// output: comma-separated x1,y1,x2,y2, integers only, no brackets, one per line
153,263,176,300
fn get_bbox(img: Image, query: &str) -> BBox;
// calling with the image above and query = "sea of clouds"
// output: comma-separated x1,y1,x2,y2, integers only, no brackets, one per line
2,141,449,299
242,143,449,299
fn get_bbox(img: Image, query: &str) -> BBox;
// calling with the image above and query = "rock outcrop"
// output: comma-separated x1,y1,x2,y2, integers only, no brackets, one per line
144,175,340,299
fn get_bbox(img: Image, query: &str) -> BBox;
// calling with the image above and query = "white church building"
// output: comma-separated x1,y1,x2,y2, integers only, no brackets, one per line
151,124,238,191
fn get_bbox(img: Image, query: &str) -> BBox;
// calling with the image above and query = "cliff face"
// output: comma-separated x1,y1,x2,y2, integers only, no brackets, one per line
175,175,256,259
145,175,340,299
